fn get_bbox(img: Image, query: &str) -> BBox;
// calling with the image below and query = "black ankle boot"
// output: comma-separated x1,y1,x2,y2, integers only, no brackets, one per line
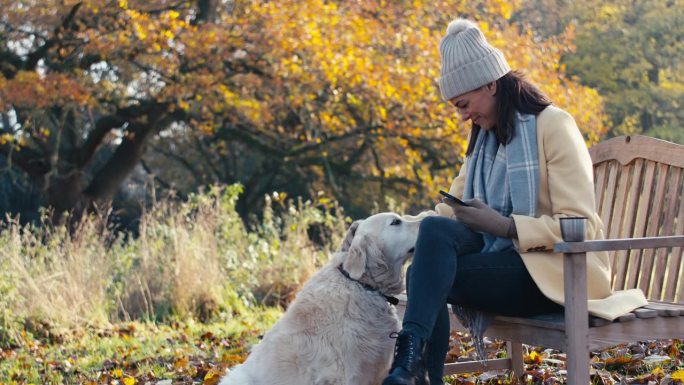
424,341,445,385
382,331,430,385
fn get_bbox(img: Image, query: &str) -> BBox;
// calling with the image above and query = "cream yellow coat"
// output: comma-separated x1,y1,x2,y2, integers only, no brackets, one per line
434,106,647,320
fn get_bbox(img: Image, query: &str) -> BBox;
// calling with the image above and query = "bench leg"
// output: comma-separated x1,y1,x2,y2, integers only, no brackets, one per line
506,341,525,379
564,251,590,385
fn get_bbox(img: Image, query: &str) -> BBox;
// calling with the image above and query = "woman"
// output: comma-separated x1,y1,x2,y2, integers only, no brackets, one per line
382,19,647,385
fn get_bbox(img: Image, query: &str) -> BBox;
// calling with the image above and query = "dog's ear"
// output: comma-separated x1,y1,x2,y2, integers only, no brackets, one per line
339,220,362,252
344,235,381,279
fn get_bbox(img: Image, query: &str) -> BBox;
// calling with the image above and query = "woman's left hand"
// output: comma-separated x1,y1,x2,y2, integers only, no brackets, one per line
442,198,514,238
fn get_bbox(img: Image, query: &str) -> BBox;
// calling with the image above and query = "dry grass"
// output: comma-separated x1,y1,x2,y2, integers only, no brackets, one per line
0,184,347,345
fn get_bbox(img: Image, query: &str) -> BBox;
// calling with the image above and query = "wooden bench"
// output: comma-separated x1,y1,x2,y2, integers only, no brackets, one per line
397,135,684,385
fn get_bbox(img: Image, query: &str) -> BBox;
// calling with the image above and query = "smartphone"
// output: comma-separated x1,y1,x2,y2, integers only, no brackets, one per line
439,190,469,206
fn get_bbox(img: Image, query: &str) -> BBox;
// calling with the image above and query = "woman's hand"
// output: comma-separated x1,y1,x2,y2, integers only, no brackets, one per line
442,197,516,238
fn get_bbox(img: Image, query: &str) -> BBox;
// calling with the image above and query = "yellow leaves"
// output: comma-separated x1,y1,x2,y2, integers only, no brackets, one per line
2,0,611,215
497,1,515,19
0,133,13,146
672,369,684,381
604,355,633,366
651,366,665,376
213,82,269,125
173,355,189,370
167,10,180,20
525,350,543,364
203,367,223,385
220,352,246,364
377,106,387,121
133,20,148,41
0,71,93,109
196,121,215,135
178,100,190,111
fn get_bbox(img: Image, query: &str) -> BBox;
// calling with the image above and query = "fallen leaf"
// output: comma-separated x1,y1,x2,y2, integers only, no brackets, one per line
605,356,633,366
641,355,671,366
203,367,223,385
174,356,189,370
526,351,542,364
672,369,684,381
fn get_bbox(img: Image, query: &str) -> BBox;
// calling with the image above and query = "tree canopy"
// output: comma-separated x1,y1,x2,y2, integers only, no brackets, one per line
0,0,608,220
517,0,684,143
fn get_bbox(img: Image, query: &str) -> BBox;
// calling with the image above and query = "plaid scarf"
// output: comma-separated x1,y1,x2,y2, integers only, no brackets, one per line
463,112,539,252
455,112,540,361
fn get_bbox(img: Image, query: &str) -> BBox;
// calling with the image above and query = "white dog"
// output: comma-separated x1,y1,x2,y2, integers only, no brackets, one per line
219,212,421,385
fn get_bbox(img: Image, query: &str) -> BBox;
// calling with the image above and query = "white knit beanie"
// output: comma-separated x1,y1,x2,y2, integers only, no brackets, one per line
438,19,511,101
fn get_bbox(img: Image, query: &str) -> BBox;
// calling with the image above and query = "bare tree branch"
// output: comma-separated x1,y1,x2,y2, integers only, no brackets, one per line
149,142,205,186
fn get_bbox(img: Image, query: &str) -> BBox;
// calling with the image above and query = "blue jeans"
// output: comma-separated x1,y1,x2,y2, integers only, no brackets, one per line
402,216,562,382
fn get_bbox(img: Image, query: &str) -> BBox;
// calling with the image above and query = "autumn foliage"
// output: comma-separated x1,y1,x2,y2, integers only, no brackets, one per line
0,0,608,218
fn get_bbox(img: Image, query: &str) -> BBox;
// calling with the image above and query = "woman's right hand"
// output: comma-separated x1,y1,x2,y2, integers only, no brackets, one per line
442,198,514,238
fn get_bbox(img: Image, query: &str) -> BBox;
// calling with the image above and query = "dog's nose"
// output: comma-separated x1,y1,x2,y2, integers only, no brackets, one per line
408,247,415,253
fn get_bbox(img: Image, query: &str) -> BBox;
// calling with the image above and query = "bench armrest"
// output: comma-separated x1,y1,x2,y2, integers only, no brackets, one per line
554,235,684,253
554,233,684,381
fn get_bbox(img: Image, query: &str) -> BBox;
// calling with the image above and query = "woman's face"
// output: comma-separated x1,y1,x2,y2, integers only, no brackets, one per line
449,82,498,130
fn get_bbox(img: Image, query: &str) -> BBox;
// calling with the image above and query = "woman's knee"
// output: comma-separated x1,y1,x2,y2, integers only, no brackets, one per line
418,216,452,240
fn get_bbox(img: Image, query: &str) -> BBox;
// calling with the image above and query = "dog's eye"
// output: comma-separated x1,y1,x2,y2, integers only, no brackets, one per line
390,218,401,226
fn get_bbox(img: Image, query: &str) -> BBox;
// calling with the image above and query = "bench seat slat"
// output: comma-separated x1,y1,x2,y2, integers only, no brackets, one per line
644,304,682,316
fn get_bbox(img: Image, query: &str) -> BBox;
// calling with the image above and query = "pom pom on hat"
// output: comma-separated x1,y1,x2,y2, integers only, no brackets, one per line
446,19,478,35
438,18,510,101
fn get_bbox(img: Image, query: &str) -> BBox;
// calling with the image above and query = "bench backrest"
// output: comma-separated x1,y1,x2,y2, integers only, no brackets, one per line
589,135,684,304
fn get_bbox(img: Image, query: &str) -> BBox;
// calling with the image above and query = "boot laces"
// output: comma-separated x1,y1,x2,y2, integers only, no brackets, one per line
389,332,422,370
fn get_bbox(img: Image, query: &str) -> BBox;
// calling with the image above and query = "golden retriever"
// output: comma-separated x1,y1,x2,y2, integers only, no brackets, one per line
219,212,421,385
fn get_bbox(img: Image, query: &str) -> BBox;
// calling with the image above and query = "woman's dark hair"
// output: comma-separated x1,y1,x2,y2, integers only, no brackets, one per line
465,70,551,156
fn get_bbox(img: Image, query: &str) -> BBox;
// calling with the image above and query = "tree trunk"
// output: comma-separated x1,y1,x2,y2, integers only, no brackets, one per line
39,109,171,224
195,0,219,24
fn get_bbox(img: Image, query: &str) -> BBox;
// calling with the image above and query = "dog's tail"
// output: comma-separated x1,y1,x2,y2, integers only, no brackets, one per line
218,364,251,385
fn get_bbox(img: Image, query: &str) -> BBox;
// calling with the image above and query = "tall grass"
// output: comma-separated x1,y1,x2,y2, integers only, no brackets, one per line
0,184,348,346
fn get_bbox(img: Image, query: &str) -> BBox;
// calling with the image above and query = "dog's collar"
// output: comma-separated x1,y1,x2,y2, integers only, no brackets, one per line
337,265,399,306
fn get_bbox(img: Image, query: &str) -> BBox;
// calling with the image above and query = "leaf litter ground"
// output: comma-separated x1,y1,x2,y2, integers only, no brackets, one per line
1,319,681,385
